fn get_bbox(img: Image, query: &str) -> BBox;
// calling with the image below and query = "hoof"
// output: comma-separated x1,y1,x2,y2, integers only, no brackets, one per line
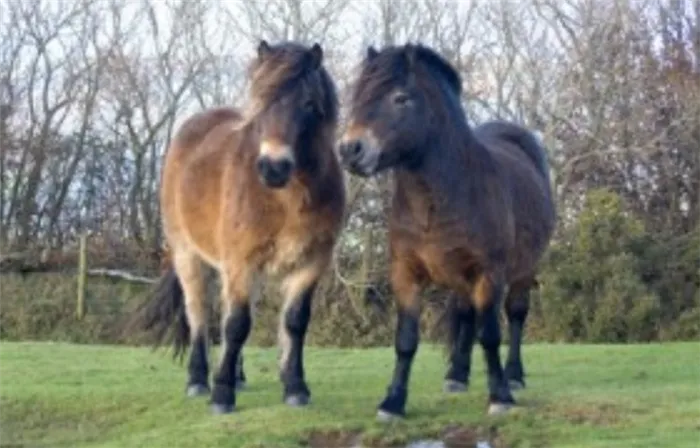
509,379,525,391
376,409,403,423
377,387,407,421
235,380,247,391
284,394,310,407
487,402,513,416
211,403,235,415
443,379,468,393
186,383,210,397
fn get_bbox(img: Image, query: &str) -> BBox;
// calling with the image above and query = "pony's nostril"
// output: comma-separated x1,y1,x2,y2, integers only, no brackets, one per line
340,141,363,159
277,159,292,176
256,158,268,175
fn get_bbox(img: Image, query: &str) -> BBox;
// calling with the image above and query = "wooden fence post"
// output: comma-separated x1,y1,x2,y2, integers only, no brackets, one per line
76,234,87,320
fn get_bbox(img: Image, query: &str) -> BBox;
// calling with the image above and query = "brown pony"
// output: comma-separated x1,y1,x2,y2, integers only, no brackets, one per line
337,43,556,419
131,40,346,414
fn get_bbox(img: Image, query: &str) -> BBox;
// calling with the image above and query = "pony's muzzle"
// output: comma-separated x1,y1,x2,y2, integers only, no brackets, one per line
338,138,379,177
256,156,294,188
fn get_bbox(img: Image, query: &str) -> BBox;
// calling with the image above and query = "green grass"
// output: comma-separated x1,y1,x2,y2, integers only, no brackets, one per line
1,342,699,448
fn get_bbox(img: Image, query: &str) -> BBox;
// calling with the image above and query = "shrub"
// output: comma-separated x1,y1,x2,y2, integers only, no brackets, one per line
535,188,663,342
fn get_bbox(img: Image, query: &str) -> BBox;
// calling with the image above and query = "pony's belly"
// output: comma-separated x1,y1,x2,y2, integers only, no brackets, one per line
265,234,313,276
418,244,481,293
262,228,336,278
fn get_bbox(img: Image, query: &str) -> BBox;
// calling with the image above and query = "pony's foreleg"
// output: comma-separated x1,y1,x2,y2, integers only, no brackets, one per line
172,250,210,397
443,293,477,393
210,266,253,414
235,353,246,390
277,257,326,407
473,273,515,415
504,287,530,390
377,260,422,421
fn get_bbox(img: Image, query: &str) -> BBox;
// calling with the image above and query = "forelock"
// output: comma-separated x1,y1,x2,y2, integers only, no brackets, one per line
248,43,311,100
351,44,463,111
244,42,338,123
351,46,408,109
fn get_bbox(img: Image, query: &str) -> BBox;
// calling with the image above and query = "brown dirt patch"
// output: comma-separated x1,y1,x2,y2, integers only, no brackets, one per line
441,424,507,448
546,401,623,426
307,429,362,448
306,424,510,448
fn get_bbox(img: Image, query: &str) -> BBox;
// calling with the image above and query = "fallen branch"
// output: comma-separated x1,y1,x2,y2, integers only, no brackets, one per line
87,268,157,284
1,258,159,285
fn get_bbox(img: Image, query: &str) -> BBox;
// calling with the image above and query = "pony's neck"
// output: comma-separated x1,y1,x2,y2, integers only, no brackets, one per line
397,114,491,192
296,124,337,181
278,133,339,211
392,113,496,225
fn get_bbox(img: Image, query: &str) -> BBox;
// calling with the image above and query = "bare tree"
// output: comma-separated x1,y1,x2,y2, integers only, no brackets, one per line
0,0,695,285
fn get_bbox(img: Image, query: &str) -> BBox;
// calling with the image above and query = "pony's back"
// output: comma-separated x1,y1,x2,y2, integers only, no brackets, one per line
474,120,551,187
171,107,242,151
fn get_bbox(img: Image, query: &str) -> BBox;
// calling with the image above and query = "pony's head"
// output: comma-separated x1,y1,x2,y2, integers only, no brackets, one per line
338,43,463,177
245,40,338,188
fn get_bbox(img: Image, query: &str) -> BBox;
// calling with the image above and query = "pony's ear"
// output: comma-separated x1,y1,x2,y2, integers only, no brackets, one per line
257,39,272,59
309,43,323,69
366,46,379,61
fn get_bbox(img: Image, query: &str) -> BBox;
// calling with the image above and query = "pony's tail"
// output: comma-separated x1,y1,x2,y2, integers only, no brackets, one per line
126,267,190,362
427,294,460,357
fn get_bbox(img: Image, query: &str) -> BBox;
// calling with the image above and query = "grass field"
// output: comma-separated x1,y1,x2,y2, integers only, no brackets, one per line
1,341,699,448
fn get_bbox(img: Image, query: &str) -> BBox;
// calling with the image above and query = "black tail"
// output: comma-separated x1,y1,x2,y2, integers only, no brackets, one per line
423,291,460,353
474,120,551,186
126,267,190,361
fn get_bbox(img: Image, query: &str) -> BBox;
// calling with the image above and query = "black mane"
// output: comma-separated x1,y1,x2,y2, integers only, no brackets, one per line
409,44,462,97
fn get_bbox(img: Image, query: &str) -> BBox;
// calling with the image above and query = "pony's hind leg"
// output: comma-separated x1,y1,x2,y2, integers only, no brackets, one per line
277,257,326,407
172,249,210,397
210,265,254,414
473,272,515,415
443,294,477,393
504,286,530,390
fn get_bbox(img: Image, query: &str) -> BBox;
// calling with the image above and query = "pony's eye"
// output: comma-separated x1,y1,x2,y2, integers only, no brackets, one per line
393,93,411,107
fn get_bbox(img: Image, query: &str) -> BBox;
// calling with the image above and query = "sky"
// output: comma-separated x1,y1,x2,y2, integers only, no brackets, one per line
3,0,697,144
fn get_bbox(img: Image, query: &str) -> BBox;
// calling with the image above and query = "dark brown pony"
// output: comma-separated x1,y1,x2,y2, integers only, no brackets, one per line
338,43,556,419
130,40,346,414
